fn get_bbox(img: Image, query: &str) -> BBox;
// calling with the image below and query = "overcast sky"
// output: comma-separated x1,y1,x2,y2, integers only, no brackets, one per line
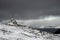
0,0,60,19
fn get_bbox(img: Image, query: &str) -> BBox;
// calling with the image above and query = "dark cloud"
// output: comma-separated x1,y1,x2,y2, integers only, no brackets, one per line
0,0,60,19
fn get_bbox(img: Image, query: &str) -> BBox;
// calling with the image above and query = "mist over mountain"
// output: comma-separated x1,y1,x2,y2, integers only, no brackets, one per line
1,16,60,28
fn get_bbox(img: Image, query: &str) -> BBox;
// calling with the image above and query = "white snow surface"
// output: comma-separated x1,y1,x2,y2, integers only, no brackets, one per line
0,23,60,40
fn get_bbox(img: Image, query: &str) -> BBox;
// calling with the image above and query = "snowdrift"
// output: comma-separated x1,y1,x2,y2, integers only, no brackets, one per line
0,23,59,40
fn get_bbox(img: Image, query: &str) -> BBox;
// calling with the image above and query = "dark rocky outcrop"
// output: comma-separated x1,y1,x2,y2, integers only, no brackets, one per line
32,28,60,34
54,29,60,34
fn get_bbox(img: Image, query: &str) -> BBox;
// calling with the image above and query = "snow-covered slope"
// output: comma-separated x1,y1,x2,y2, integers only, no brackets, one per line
0,23,43,40
0,23,60,40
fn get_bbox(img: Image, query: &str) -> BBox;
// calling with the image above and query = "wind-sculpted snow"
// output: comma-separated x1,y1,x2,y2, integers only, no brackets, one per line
0,23,60,40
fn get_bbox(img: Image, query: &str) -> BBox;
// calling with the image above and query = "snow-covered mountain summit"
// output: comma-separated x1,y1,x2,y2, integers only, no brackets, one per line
0,23,45,40
0,18,60,40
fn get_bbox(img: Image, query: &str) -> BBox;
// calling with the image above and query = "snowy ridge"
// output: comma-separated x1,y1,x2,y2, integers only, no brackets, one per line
0,23,44,40
0,23,60,40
